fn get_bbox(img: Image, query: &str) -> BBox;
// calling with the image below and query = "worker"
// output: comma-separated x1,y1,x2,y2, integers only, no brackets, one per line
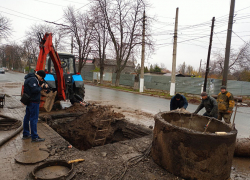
193,92,218,118
217,86,235,124
22,70,48,142
170,93,188,111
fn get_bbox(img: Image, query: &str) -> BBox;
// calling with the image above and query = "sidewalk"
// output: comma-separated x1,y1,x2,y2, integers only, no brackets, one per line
0,96,69,180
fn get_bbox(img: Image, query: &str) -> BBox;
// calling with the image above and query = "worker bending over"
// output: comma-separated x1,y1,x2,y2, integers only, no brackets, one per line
170,93,188,111
194,92,218,118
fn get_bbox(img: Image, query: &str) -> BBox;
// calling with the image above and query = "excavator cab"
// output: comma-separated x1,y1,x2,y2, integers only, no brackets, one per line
44,52,85,102
22,32,86,112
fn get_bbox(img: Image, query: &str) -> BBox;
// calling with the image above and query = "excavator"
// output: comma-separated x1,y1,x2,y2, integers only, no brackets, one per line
22,32,86,112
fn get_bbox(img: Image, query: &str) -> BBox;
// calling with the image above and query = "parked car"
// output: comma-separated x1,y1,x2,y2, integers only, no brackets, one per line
0,68,5,74
2,67,8,72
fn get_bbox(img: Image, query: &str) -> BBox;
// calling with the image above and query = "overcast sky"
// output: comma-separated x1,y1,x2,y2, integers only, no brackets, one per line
1,0,250,70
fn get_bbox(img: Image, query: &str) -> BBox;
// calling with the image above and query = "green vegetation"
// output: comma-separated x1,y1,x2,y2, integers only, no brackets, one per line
92,67,100,72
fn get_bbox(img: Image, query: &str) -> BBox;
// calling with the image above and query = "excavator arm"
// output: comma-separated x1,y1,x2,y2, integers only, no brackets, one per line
36,33,66,101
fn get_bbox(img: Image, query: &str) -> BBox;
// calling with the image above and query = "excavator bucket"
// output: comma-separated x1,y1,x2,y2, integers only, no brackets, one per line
40,91,57,112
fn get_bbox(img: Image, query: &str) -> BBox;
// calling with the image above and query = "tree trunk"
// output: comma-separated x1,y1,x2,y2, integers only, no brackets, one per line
133,73,139,90
100,66,104,84
115,70,121,86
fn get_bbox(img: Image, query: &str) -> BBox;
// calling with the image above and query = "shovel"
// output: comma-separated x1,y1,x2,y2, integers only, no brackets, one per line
231,100,238,130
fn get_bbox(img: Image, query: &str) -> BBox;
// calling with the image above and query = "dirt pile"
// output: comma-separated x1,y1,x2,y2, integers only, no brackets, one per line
40,103,151,151
188,98,200,104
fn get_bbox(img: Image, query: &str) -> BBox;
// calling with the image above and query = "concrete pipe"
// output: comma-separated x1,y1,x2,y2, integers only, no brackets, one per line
151,112,237,180
234,138,250,157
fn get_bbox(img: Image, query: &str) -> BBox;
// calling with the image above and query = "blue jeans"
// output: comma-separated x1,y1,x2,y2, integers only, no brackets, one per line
203,112,218,119
23,103,39,139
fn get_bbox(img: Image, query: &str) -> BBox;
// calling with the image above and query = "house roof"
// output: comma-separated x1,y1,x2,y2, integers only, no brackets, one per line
176,73,195,77
94,58,135,67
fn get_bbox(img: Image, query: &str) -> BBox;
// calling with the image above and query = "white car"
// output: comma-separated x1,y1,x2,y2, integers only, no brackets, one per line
0,68,5,74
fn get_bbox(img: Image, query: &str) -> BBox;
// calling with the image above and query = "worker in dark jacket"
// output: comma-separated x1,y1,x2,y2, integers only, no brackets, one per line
22,70,48,142
194,92,218,118
170,93,188,111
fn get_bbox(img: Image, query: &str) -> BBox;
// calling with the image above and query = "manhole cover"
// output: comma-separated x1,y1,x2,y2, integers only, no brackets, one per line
15,149,49,164
25,160,75,180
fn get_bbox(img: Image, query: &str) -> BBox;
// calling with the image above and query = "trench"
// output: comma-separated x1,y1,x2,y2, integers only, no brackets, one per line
39,103,152,150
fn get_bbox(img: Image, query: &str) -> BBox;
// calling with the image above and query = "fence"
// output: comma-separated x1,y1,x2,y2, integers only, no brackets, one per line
81,72,250,96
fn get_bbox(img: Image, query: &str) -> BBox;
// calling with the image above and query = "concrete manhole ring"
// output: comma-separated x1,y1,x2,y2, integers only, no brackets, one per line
151,111,237,180
15,149,49,164
25,160,75,180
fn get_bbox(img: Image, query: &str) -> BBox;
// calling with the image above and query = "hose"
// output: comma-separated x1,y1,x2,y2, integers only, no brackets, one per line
0,114,23,147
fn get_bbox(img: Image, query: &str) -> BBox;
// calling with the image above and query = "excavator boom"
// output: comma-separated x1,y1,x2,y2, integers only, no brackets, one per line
36,33,66,101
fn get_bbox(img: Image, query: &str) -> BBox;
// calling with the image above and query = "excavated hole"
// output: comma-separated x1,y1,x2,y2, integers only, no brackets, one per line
40,103,152,150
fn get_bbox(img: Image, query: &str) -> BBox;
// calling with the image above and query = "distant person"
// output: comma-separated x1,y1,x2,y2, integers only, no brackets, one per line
217,86,235,124
170,93,188,111
22,70,48,142
194,92,218,118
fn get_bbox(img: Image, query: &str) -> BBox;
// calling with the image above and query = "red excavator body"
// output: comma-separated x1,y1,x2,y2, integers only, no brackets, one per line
36,33,66,101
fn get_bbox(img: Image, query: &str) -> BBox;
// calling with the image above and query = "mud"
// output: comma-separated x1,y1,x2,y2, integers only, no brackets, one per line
37,100,250,180
188,98,201,105
40,103,152,151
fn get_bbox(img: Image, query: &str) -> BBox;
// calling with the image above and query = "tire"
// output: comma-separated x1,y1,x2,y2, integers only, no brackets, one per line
75,85,85,100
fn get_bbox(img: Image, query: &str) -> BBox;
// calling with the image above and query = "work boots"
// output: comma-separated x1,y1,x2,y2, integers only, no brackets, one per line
31,136,45,142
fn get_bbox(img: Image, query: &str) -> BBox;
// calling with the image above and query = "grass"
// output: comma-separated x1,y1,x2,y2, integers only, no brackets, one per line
87,81,249,104
93,82,176,99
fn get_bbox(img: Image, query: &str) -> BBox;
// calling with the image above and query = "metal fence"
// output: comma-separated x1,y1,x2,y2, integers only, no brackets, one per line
81,72,250,96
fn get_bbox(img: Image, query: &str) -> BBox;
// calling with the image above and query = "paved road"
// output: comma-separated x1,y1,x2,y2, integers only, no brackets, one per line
85,84,250,138
1,71,249,138
0,71,25,82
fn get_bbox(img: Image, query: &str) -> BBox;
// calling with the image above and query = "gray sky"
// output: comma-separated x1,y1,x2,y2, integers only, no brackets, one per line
1,0,250,70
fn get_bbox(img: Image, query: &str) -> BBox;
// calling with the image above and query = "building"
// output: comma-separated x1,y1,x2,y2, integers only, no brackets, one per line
93,58,135,73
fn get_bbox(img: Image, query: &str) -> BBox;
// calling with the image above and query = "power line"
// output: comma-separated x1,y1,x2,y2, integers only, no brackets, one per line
51,2,92,22
214,31,224,47
232,31,248,44
235,5,250,12
0,6,44,21
32,0,67,7
0,10,43,22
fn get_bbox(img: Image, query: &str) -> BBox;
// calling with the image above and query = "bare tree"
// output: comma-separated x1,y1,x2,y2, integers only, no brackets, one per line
63,6,94,73
95,0,148,86
91,5,110,84
211,42,250,76
178,62,186,74
186,65,194,75
22,37,39,72
2,44,23,71
25,23,66,53
160,63,166,69
0,14,12,41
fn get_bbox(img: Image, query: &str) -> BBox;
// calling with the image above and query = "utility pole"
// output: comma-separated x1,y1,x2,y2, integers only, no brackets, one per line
203,17,215,92
170,7,179,96
222,0,235,86
140,10,146,93
198,59,202,76
71,36,73,54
